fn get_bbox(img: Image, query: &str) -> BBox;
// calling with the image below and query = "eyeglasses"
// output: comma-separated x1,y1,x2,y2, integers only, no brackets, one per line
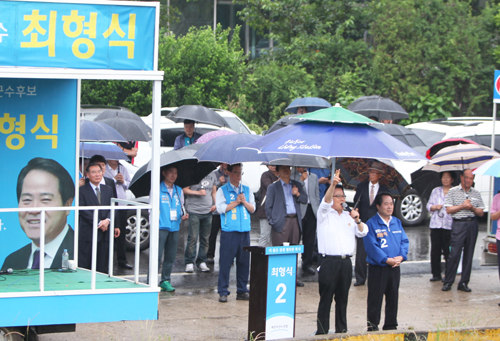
231,171,244,175
332,195,346,198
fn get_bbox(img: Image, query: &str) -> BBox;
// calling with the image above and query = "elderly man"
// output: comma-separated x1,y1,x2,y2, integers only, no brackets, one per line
364,192,409,331
292,166,320,276
353,161,389,286
1,158,74,271
173,119,202,150
442,169,484,292
216,163,255,303
316,169,368,335
256,165,279,248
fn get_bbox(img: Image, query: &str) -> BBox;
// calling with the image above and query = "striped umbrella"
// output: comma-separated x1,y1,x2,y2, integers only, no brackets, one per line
423,143,500,172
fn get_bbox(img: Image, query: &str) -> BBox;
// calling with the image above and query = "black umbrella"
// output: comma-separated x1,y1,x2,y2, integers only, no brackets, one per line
97,118,152,142
348,95,408,121
80,120,127,142
95,109,143,122
410,168,461,201
129,144,217,197
374,124,427,156
166,105,229,127
264,114,301,135
336,158,409,199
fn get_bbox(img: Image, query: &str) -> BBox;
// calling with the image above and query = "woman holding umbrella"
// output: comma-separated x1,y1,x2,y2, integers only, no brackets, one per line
426,171,455,282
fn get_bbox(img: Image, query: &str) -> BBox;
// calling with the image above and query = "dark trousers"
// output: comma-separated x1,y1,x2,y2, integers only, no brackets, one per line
207,214,221,259
115,210,128,263
301,205,317,268
430,228,451,278
355,237,367,284
217,231,250,296
316,257,352,334
444,219,478,286
367,264,400,331
78,239,109,274
271,216,300,246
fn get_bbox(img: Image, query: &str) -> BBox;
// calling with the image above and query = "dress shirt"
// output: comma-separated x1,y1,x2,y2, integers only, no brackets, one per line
317,198,367,256
426,186,452,230
105,163,131,204
377,213,392,228
280,179,297,214
216,182,255,215
28,224,69,268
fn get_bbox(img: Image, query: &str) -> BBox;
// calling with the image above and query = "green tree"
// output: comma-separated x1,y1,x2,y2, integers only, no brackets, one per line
370,0,497,119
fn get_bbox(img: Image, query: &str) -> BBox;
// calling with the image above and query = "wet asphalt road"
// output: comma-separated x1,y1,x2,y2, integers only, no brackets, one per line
112,215,493,288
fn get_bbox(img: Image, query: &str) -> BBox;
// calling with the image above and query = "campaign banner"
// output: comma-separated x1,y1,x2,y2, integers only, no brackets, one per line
0,78,77,270
265,249,301,340
0,0,156,70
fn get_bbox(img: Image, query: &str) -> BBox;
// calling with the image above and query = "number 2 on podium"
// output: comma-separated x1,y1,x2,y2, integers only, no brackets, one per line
275,283,286,303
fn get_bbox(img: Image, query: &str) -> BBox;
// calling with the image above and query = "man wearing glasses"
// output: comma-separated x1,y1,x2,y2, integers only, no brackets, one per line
353,161,389,286
215,163,255,303
364,192,409,332
315,169,367,335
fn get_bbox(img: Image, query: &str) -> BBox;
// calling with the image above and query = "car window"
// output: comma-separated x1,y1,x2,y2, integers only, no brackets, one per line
463,135,500,153
161,127,220,147
222,116,250,134
408,128,445,147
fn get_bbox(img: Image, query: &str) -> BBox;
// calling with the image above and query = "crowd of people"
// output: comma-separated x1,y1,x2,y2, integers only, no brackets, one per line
4,113,497,336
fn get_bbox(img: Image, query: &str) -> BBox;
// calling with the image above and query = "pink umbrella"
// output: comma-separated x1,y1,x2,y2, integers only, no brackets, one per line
196,129,236,144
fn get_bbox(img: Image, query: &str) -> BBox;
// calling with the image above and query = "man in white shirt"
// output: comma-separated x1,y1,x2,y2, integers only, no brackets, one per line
316,169,368,335
105,160,133,269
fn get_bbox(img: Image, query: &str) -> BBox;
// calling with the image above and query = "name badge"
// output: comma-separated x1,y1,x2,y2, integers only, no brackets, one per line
170,209,177,221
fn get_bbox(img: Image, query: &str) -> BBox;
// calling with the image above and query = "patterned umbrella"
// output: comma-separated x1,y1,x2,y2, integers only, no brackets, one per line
423,143,500,172
195,129,236,144
336,158,409,198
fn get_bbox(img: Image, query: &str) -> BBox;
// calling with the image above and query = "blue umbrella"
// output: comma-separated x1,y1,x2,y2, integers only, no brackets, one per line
240,121,426,161
79,142,128,160
80,120,127,142
194,134,288,165
285,97,332,114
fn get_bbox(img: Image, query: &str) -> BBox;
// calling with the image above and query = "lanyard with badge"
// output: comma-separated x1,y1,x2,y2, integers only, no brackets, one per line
170,187,182,221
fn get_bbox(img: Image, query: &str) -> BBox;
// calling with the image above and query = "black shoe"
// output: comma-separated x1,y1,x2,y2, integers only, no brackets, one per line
430,276,442,282
353,282,365,287
296,280,305,287
302,266,316,276
118,262,133,270
442,283,452,291
219,295,227,303
236,292,250,300
457,283,471,292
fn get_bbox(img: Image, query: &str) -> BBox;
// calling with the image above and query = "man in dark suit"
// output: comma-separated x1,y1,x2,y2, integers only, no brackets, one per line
79,162,120,273
1,157,75,271
266,165,308,246
353,161,389,286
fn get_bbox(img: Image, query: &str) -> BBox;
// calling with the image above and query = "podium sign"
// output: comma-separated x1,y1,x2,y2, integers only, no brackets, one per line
265,245,303,340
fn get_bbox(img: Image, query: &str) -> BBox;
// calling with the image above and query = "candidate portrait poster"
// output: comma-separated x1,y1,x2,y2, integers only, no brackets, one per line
0,78,77,269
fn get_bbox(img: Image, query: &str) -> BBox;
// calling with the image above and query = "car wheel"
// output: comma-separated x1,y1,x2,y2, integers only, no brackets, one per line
395,189,428,226
125,210,150,251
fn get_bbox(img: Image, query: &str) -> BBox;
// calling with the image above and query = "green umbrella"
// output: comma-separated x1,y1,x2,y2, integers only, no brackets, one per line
296,103,380,125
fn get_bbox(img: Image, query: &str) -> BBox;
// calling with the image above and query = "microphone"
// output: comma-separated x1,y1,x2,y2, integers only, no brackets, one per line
342,202,352,213
0,268,13,275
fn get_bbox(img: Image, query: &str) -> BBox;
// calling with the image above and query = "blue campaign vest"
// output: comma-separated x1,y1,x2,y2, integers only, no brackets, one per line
221,183,251,232
159,182,183,232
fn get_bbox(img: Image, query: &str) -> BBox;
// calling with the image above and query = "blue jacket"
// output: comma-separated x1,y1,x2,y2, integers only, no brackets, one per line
364,214,409,267
220,183,252,232
159,182,183,231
